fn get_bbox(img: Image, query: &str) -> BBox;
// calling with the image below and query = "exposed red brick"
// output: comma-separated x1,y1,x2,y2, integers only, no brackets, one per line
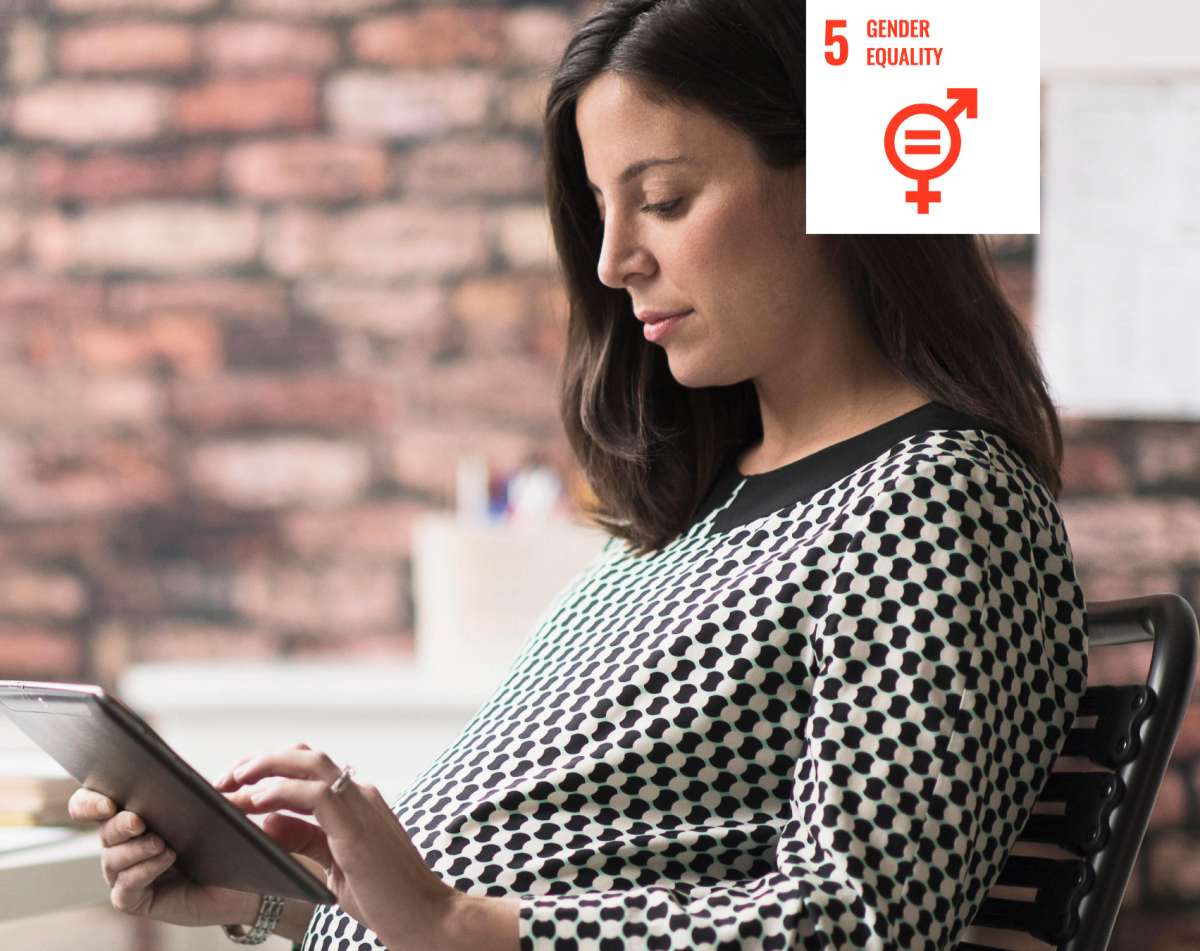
232,561,404,634
76,313,222,376
190,437,371,508
0,275,104,323
0,150,21,202
1172,703,1200,760
225,138,389,201
200,20,338,72
0,209,23,263
400,137,540,199
223,317,337,369
325,71,495,140
0,569,88,619
30,204,260,275
35,148,221,203
172,373,392,434
452,276,531,327
1060,499,1200,569
0,626,80,679
392,425,536,496
0,373,162,432
175,75,318,134
1145,832,1200,902
52,0,217,11
451,274,535,352
500,76,550,130
6,21,49,87
1148,768,1189,829
413,355,559,423
352,9,504,67
501,8,574,66
1085,639,1153,687
531,277,569,357
1077,567,1180,605
114,503,281,563
1136,430,1200,489
12,438,174,519
995,263,1033,328
288,632,414,660
1111,910,1200,949
13,81,171,144
492,204,555,270
134,623,279,662
283,500,432,558
264,204,488,279
1060,440,1130,495
233,0,390,17
108,279,288,321
295,281,447,338
58,23,196,74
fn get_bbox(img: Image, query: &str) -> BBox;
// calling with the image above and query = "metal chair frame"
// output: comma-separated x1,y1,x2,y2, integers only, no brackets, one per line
960,594,1198,951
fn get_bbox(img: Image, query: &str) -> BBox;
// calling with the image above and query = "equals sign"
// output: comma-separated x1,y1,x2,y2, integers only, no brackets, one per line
905,129,941,155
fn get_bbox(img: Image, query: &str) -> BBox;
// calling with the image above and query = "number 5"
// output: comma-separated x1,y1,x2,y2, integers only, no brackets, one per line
825,19,848,65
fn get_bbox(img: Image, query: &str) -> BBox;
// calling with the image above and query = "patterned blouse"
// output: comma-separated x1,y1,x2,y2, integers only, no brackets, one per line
300,402,1088,951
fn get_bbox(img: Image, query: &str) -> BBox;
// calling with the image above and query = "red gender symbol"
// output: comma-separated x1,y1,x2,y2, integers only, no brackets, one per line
884,88,977,214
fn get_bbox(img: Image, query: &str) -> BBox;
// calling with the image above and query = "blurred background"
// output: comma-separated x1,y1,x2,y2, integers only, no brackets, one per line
0,0,1196,947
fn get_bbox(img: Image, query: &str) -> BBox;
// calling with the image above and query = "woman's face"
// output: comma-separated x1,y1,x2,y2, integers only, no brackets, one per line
575,72,838,389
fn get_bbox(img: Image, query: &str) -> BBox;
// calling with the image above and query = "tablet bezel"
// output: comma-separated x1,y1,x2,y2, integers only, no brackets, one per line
0,680,335,905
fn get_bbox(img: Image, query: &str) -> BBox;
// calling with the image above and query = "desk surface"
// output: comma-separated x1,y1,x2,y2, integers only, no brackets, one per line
0,830,107,923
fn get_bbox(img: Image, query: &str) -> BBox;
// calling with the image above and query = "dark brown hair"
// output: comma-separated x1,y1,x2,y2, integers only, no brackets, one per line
545,0,1062,553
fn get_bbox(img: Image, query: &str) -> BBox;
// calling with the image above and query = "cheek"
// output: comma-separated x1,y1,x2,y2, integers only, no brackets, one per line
666,195,776,298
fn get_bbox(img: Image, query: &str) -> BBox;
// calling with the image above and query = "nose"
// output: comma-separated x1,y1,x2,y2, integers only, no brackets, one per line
596,213,656,289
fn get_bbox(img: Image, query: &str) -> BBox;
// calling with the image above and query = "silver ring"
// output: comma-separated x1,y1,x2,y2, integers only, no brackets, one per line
329,765,355,795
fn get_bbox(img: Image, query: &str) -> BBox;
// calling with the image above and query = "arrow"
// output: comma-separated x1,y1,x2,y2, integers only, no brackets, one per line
946,88,978,120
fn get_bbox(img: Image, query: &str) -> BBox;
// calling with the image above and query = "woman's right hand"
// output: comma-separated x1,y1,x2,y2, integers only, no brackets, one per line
68,787,261,929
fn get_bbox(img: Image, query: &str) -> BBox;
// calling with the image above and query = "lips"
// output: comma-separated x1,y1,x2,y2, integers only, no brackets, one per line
636,309,693,344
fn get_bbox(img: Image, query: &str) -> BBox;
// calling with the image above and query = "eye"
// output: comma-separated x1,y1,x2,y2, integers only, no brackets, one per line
642,198,683,218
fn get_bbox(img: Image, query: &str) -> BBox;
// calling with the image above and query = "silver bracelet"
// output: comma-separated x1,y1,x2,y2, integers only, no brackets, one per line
223,894,286,945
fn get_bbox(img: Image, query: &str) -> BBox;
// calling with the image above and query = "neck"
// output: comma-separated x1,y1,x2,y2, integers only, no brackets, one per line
738,322,929,477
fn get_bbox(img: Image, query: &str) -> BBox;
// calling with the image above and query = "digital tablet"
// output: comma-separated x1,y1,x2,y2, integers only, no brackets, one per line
0,680,335,904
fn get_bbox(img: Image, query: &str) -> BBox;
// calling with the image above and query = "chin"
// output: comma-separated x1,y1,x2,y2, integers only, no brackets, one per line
663,351,746,390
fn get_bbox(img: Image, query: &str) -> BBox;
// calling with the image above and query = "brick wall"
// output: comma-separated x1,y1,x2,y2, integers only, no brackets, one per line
0,0,584,679
1,2,1199,937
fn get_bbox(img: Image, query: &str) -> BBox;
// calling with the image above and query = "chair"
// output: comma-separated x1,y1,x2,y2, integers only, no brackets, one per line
959,594,1199,951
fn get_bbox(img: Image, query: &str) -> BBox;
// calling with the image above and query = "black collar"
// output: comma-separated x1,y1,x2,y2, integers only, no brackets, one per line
693,402,989,534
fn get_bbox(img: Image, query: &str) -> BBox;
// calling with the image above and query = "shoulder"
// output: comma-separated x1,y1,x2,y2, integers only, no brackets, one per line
829,425,1075,569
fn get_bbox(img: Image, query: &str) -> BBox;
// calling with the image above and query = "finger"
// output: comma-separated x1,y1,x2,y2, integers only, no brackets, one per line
68,788,117,823
99,811,147,848
231,747,341,788
262,813,334,869
110,847,176,916
214,750,261,791
100,833,165,887
229,777,329,816
217,743,318,790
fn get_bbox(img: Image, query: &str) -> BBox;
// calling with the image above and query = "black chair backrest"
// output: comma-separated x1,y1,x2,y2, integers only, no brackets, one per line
958,594,1198,951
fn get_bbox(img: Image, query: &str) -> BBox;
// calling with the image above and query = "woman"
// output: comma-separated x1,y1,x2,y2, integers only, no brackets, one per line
70,1,1087,949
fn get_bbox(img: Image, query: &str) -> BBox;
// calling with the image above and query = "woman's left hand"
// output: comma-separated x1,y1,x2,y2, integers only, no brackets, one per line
215,744,517,951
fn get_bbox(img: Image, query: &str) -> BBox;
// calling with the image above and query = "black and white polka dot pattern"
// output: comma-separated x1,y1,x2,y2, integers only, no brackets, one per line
301,426,1087,951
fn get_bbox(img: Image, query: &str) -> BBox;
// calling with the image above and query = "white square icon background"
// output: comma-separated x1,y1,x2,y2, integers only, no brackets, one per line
806,1,1040,234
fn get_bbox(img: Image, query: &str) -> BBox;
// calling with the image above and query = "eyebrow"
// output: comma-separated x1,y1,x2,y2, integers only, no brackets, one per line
586,156,693,191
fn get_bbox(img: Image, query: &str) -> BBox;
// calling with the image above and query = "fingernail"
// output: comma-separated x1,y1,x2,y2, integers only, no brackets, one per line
98,800,114,818
129,815,144,834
